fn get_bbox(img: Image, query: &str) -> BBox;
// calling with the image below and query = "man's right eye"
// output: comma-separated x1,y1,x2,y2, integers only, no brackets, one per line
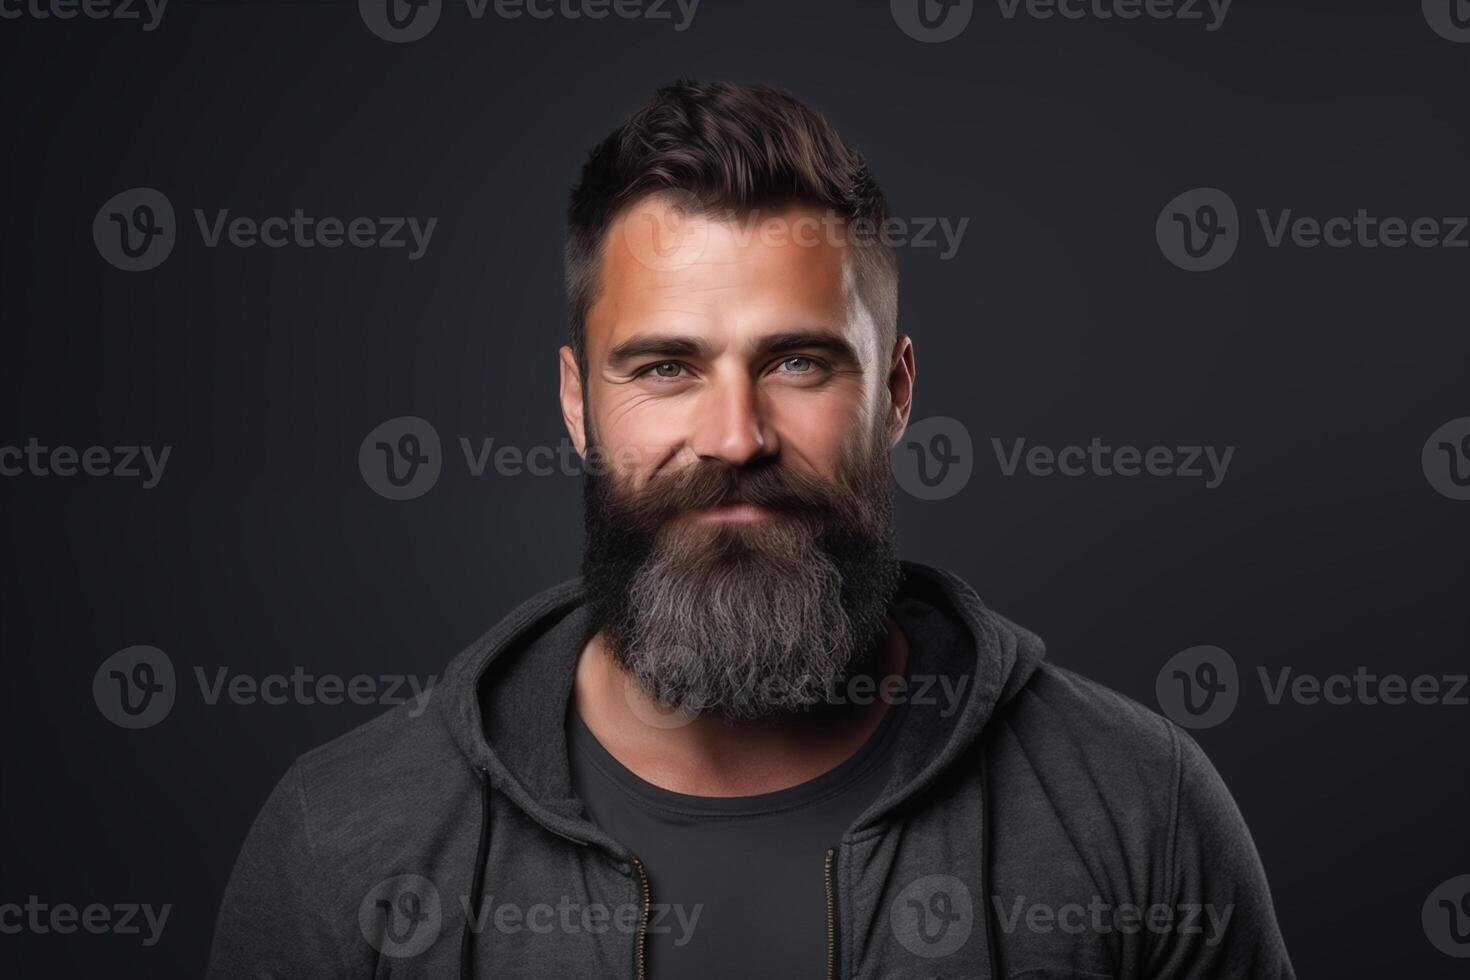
644,361,686,379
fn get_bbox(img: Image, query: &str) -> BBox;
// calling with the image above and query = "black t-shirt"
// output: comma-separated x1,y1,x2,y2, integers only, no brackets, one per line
567,692,904,980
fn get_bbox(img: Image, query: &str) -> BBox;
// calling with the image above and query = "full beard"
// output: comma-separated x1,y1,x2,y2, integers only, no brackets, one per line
581,423,901,720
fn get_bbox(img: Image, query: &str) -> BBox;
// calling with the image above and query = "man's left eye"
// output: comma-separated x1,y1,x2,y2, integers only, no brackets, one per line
779,356,816,373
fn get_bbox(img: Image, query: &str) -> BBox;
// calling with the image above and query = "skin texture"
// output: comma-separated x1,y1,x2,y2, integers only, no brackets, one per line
561,195,917,796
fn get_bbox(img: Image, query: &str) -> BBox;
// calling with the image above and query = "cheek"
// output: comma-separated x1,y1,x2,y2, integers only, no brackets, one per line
596,390,692,444
769,388,872,476
588,385,695,482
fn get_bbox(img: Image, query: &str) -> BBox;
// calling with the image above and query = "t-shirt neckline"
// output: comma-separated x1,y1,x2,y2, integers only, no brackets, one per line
568,679,909,820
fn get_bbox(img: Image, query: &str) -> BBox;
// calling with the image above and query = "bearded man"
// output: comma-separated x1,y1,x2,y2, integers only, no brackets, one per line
208,80,1294,980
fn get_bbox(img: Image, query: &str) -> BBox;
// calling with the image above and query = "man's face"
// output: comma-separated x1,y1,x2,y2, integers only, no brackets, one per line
563,194,907,497
560,194,914,718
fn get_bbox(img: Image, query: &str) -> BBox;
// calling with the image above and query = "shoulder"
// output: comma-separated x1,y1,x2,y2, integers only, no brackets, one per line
999,662,1189,826
1013,662,1183,755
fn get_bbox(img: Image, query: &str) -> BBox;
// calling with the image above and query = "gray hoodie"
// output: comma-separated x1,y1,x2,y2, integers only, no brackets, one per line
206,561,1294,979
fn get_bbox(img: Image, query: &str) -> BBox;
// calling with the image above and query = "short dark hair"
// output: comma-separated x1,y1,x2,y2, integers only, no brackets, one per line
565,80,898,370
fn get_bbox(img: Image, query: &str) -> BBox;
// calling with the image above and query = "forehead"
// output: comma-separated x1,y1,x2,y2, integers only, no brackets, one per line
587,196,877,359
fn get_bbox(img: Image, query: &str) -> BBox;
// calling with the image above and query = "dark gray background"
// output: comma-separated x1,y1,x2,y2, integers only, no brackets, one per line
1,0,1467,976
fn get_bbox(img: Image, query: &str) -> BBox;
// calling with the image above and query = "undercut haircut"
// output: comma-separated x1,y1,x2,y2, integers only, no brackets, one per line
564,79,899,372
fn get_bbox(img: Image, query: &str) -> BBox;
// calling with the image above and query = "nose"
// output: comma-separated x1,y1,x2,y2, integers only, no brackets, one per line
689,372,777,468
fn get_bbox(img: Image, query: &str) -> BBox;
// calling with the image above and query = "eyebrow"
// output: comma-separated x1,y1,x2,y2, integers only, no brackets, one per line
605,330,860,369
605,334,710,368
758,331,860,364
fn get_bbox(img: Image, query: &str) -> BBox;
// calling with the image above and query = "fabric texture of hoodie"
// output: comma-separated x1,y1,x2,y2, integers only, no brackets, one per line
206,561,1295,979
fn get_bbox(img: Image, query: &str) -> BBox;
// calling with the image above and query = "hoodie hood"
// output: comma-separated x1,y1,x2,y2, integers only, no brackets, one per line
437,560,1045,851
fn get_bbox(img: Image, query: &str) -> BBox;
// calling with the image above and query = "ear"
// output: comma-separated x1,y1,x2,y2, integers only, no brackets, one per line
885,333,916,449
559,345,588,458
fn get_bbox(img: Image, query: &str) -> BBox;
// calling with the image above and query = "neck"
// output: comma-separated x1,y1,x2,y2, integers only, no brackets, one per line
572,620,907,797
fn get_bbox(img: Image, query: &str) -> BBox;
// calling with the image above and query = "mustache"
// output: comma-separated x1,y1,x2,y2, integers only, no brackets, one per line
594,457,865,535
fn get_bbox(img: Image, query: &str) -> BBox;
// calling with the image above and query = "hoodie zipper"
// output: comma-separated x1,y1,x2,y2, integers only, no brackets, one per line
632,856,651,980
824,847,839,980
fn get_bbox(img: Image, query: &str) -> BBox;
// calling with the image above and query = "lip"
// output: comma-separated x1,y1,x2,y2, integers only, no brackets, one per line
692,501,772,523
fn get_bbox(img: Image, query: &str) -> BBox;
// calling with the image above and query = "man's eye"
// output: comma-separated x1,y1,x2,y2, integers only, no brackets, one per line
646,361,685,379
779,356,818,374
